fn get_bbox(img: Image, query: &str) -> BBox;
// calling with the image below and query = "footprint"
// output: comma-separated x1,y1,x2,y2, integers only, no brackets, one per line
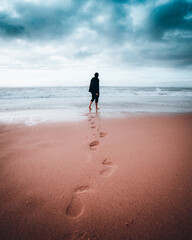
100,132,108,137
74,185,90,194
90,116,95,118
90,141,99,147
66,184,91,218
66,196,84,218
102,158,113,166
89,141,99,150
100,167,115,177
90,121,95,125
91,126,96,129
100,159,116,177
88,119,92,122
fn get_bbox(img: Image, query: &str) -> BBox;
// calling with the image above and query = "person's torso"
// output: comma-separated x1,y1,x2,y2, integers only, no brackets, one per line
92,77,99,88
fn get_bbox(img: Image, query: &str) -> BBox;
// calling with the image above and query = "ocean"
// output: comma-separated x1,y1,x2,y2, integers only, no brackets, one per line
0,86,192,125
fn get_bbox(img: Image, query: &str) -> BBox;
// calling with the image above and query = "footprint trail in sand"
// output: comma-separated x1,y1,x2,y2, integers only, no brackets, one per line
87,113,116,178
66,112,117,219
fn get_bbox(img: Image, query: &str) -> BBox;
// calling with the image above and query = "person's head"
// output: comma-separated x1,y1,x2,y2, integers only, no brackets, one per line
94,72,99,78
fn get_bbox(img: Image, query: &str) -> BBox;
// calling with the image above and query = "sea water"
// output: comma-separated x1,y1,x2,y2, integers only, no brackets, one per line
0,86,192,125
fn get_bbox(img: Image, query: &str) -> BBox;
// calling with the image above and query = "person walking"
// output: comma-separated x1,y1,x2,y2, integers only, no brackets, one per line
89,72,100,111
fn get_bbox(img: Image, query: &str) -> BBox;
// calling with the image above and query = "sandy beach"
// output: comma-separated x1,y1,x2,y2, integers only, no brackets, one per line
0,113,192,240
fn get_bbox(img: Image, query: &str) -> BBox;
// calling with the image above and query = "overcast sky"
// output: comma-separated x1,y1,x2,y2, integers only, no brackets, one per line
0,0,192,87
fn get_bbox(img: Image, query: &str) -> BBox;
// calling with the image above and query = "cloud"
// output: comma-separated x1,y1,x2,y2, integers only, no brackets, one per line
0,13,25,37
0,1,84,39
147,0,192,40
0,0,134,41
139,0,192,67
0,0,192,70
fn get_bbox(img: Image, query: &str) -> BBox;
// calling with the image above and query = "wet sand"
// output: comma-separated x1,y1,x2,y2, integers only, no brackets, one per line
0,114,192,240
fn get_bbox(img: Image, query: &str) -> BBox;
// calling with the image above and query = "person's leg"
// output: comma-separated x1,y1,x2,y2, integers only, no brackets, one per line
89,101,93,110
95,102,98,111
95,96,99,111
89,93,94,110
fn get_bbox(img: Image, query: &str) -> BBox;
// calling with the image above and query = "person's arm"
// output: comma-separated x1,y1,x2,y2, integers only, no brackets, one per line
89,79,93,92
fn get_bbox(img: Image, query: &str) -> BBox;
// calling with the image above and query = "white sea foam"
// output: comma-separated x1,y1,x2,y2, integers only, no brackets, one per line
0,86,192,124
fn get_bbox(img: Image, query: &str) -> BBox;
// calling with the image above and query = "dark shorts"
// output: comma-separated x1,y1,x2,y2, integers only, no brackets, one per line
91,93,99,103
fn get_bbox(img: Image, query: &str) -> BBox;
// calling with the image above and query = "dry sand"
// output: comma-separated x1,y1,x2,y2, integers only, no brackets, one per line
0,114,192,240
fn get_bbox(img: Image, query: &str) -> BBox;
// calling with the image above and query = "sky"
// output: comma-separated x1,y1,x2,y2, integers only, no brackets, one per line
0,0,192,87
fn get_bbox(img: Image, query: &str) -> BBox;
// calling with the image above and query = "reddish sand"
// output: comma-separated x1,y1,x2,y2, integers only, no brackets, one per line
0,114,192,240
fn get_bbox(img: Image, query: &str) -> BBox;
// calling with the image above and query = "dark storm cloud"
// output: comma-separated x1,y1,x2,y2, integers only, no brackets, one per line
148,0,192,40
0,13,25,36
0,0,134,40
0,1,86,39
142,0,192,67
1,0,190,41
0,0,192,67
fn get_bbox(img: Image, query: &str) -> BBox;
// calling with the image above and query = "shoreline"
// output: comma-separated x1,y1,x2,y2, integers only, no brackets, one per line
0,111,192,127
0,113,192,240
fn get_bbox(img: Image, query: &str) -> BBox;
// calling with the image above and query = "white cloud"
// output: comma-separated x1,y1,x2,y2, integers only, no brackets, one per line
0,0,191,87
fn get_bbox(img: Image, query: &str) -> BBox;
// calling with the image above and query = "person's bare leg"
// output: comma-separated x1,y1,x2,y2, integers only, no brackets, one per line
89,101,92,110
96,102,98,111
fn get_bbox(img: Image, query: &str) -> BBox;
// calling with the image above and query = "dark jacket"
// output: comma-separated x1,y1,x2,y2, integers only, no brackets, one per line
89,77,99,94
